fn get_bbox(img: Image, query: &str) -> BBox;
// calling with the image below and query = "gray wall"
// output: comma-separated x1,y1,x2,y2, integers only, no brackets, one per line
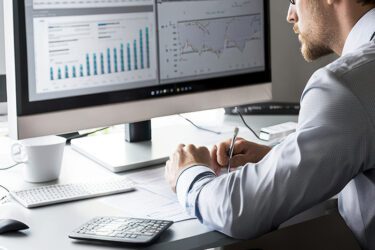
270,1,337,102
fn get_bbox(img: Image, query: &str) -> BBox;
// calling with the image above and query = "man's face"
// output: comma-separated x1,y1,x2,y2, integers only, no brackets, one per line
287,0,333,61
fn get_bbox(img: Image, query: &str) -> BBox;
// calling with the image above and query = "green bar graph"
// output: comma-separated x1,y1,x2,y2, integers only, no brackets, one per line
50,27,150,80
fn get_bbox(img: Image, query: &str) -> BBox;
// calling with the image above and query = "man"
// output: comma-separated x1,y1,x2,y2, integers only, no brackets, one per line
165,0,375,249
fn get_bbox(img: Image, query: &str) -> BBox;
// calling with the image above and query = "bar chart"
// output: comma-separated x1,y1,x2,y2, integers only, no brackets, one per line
49,28,151,81
33,0,153,9
33,12,157,94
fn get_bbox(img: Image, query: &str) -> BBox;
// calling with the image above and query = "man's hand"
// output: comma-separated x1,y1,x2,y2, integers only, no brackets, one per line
165,144,213,193
211,137,271,171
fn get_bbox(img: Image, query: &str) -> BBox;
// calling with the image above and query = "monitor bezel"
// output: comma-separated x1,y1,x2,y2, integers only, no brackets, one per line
13,0,271,116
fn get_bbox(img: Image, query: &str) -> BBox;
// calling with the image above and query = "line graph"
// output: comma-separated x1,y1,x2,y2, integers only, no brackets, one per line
178,14,261,58
158,0,265,83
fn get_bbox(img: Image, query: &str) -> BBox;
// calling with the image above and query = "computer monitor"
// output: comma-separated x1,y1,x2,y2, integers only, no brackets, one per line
5,0,271,171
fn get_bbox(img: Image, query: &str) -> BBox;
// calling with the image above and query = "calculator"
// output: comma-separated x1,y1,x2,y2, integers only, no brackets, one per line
69,216,173,244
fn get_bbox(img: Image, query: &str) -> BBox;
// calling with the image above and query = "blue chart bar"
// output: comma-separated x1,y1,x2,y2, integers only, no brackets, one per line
114,48,118,73
127,43,131,71
93,53,98,75
134,40,138,70
120,44,125,72
65,65,69,79
107,48,111,74
140,30,144,69
86,54,91,76
80,64,84,77
58,68,62,80
146,27,150,68
72,66,77,78
50,26,151,80
50,67,54,81
100,53,105,74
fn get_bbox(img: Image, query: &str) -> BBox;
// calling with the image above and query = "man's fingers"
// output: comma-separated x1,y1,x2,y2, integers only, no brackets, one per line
216,142,230,166
232,139,250,155
210,145,222,175
186,144,197,151
230,155,249,168
216,137,247,165
197,146,209,154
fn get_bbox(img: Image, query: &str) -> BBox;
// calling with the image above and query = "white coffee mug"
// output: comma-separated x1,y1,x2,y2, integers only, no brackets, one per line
11,135,66,183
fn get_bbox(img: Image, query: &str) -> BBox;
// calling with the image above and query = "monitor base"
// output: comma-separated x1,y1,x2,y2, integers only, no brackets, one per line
71,123,234,173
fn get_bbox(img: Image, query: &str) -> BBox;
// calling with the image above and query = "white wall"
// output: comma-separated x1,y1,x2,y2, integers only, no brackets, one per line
0,0,5,75
270,1,337,102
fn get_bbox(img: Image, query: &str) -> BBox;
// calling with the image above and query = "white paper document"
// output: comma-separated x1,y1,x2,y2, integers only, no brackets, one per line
103,187,194,222
106,167,195,222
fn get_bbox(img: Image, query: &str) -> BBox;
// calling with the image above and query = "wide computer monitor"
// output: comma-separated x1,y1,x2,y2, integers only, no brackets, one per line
5,0,271,171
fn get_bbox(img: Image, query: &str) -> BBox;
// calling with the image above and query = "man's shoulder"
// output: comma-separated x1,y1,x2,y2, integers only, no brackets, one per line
325,41,375,77
303,41,375,91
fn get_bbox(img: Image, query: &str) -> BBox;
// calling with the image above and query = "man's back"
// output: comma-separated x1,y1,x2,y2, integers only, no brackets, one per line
327,41,375,249
166,5,375,250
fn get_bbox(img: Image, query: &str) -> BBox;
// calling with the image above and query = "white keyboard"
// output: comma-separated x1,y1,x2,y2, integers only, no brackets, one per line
10,178,135,208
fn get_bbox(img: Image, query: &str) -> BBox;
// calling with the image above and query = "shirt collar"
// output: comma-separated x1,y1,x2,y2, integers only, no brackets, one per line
342,8,375,56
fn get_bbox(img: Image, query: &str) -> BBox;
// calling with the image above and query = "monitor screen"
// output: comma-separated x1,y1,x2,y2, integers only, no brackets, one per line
15,0,270,114
5,0,271,139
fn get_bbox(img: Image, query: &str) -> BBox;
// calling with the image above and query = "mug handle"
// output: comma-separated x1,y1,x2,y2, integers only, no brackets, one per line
11,143,28,163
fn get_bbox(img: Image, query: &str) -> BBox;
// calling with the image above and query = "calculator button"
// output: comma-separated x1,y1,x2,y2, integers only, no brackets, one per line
70,217,173,244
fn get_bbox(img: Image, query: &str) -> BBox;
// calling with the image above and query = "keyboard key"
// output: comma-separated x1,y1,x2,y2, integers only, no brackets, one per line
10,178,135,208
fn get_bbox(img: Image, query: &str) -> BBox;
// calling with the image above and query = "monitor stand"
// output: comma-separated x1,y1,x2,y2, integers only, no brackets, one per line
124,120,152,143
0,75,7,117
71,119,234,173
0,103,6,117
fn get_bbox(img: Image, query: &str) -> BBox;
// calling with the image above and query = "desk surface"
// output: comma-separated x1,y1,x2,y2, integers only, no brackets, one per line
0,111,301,250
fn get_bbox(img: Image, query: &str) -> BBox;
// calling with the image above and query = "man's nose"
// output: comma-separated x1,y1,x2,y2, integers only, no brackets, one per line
287,5,298,24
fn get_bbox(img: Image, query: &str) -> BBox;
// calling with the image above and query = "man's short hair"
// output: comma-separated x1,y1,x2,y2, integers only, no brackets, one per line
357,0,375,5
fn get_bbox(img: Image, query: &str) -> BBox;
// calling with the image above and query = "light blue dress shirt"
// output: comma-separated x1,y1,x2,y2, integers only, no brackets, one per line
176,8,375,249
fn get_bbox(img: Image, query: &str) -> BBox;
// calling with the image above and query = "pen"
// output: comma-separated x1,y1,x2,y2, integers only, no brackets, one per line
227,127,239,173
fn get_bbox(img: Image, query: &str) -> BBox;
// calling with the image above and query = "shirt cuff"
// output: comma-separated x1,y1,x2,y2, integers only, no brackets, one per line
176,165,215,208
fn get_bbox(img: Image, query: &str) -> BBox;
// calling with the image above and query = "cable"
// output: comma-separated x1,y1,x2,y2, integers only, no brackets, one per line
0,184,10,203
0,162,22,171
65,127,109,144
236,109,268,142
0,184,9,193
178,114,222,135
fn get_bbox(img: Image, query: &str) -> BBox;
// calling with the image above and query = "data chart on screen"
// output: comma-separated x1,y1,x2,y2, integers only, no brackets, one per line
158,0,266,84
33,13,157,95
33,0,153,9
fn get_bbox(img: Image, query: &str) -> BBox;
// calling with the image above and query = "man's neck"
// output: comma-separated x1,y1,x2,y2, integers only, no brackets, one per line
335,5,375,55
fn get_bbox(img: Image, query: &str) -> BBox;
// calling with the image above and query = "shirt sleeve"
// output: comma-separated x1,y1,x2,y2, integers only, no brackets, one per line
176,165,216,207
175,68,371,239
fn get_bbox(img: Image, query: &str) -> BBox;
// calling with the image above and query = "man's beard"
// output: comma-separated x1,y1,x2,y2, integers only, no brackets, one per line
294,25,333,62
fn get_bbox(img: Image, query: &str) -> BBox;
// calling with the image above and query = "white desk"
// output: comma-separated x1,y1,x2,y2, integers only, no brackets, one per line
0,111,320,250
